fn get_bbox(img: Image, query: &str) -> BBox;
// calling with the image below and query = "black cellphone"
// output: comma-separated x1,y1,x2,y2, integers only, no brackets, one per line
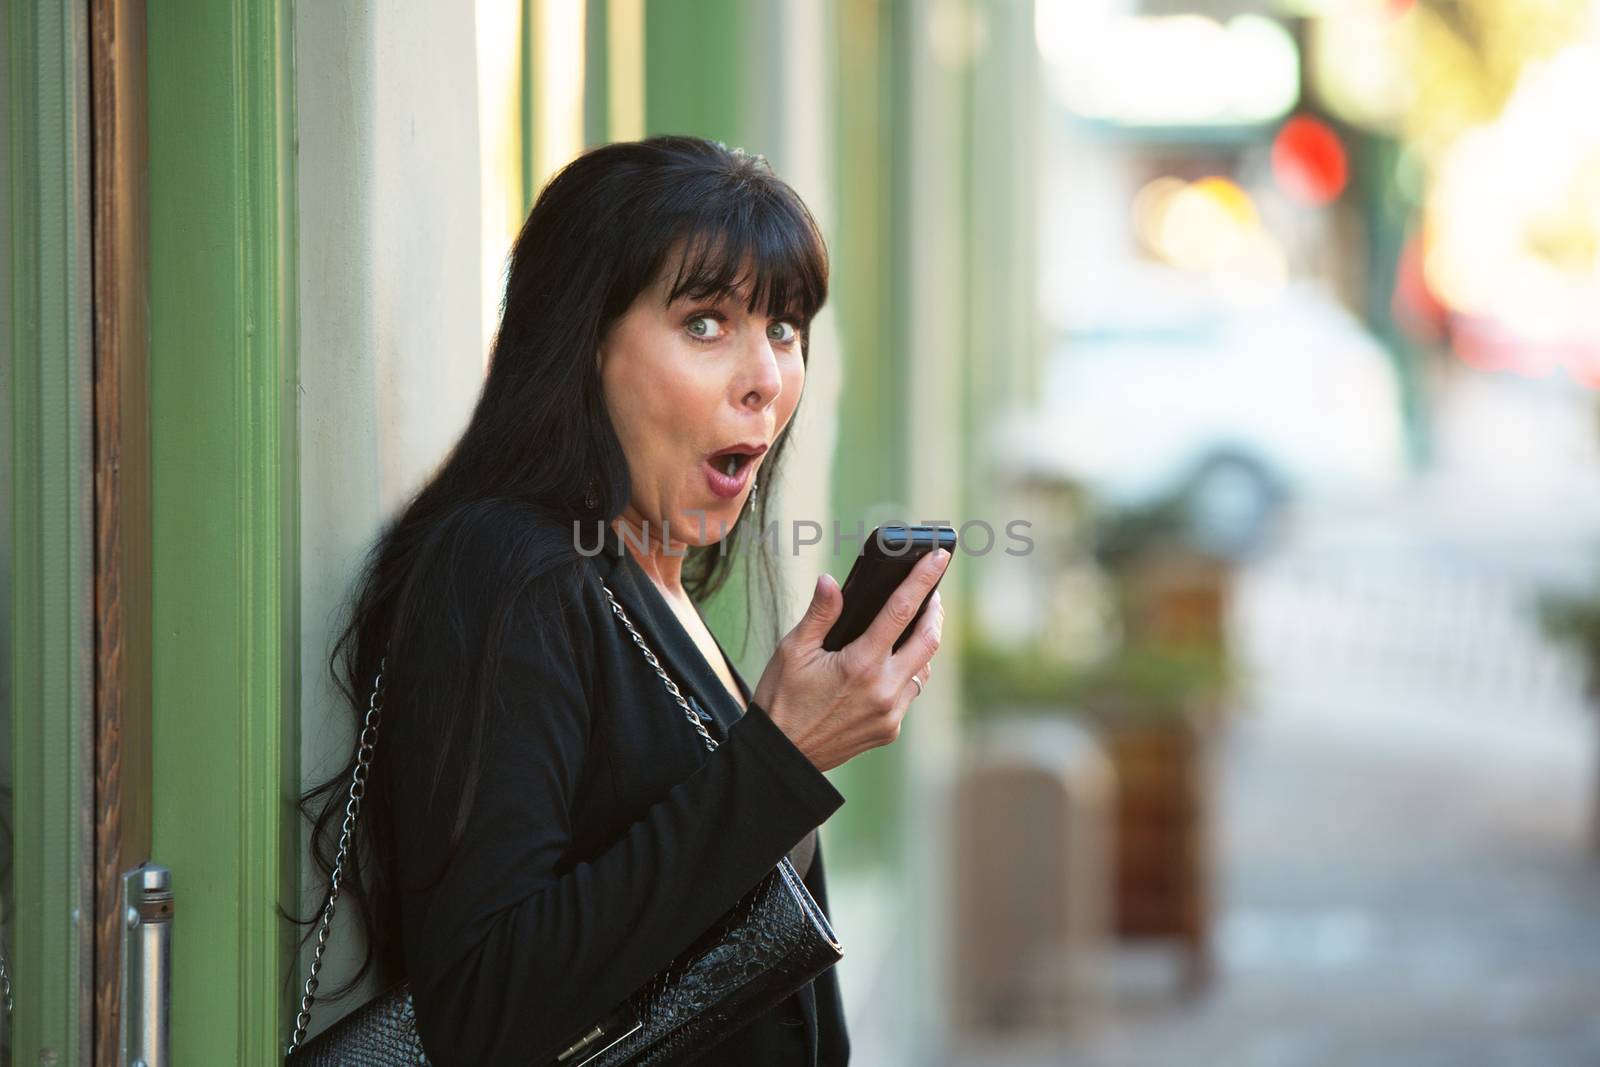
821,524,957,653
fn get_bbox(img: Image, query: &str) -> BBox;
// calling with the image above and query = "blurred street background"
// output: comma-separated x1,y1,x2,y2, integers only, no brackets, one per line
944,1,1600,1064
8,0,1600,1062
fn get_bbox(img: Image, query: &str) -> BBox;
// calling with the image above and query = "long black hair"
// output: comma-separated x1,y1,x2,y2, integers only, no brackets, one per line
292,135,830,997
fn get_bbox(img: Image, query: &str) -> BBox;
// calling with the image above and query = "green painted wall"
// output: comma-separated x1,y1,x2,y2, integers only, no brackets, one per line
643,0,749,144
635,0,774,685
632,0,921,880
820,0,913,878
146,0,299,1060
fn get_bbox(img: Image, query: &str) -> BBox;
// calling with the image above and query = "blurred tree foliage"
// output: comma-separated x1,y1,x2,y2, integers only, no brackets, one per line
962,627,1233,722
1088,494,1196,572
1402,0,1593,160
1540,569,1600,705
960,562,1236,723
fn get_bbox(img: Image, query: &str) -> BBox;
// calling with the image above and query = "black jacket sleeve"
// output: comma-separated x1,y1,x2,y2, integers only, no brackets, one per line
388,535,845,1066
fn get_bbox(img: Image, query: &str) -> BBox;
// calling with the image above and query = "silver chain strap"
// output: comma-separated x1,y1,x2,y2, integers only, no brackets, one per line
599,582,720,753
286,579,718,1052
288,656,388,1055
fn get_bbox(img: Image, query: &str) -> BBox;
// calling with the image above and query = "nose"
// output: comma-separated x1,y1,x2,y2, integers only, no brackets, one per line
737,327,784,411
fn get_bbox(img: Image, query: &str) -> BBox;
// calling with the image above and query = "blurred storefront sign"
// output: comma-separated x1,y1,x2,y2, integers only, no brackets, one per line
1037,7,1299,129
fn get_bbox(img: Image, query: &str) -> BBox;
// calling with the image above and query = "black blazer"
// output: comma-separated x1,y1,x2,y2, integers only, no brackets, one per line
386,505,851,1066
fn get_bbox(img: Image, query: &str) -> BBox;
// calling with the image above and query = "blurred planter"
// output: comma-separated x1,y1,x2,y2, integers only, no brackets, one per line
1121,551,1231,646
1539,571,1600,704
951,714,1116,1035
1073,693,1214,991
957,470,1254,994
1087,480,1245,725
963,620,1232,992
1538,574,1600,852
1114,550,1240,732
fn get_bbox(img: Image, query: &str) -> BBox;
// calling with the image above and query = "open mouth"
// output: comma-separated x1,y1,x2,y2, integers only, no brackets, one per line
703,442,768,499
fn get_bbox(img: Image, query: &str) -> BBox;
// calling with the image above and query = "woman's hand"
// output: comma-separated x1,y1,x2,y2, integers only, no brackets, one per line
750,548,950,772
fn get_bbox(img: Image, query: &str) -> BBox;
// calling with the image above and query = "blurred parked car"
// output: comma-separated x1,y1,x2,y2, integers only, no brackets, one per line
996,272,1410,557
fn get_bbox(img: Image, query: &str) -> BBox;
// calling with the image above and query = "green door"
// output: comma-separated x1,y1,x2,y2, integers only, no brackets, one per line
6,1,300,1063
145,0,300,1062
6,1,96,1062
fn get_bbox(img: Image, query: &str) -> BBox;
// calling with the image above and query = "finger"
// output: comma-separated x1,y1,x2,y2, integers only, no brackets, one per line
855,548,951,660
889,575,946,677
897,663,932,722
789,572,843,647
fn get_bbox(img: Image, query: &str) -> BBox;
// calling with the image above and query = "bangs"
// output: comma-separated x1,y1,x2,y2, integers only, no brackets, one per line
659,199,829,327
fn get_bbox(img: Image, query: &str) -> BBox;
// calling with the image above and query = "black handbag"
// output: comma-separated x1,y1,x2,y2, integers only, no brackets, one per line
285,579,844,1065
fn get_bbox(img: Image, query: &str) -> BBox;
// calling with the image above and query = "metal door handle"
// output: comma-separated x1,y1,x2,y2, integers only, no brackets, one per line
120,865,173,1067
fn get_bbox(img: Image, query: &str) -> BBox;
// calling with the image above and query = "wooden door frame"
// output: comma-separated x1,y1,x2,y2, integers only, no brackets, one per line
88,0,152,1063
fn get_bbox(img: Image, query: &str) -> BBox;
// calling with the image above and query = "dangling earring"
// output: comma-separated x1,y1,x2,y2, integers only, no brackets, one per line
749,478,759,505
584,479,599,510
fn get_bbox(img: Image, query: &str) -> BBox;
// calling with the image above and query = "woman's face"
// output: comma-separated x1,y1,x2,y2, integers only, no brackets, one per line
598,256,806,548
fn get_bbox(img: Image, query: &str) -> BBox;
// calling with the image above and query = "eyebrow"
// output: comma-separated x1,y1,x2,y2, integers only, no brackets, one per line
673,288,747,306
675,292,803,321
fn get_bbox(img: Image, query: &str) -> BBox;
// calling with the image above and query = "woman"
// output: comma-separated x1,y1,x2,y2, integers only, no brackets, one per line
300,135,948,1066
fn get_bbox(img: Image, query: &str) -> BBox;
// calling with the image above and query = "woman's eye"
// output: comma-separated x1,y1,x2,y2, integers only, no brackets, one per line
767,320,799,344
686,315,727,341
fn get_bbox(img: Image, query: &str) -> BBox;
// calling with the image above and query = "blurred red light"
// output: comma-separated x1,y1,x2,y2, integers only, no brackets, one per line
1271,115,1349,206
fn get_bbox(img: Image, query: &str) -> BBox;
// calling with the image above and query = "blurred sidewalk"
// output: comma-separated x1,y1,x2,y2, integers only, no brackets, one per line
948,694,1600,1067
